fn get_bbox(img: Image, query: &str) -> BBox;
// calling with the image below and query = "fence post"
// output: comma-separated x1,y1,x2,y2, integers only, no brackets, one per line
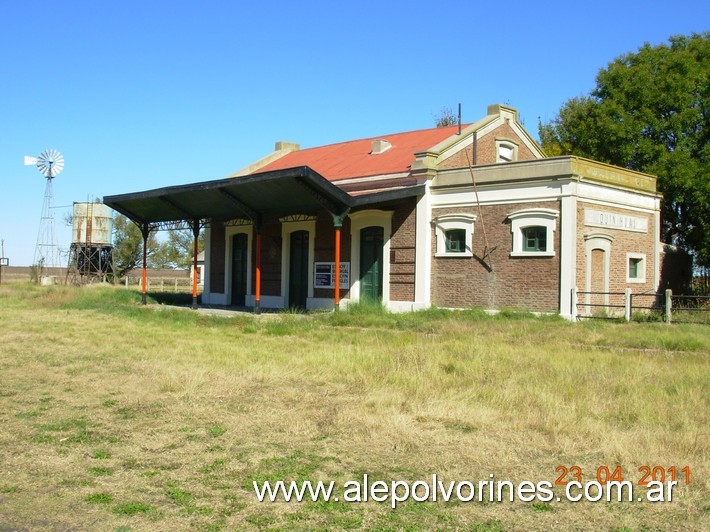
160,279,164,291
125,277,128,289
624,288,632,322
174,279,178,293
570,287,578,322
665,289,672,324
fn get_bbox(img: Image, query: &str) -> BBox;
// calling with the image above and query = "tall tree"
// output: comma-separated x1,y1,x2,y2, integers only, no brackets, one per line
435,106,458,128
152,228,204,270
112,214,158,277
539,32,709,267
112,215,204,275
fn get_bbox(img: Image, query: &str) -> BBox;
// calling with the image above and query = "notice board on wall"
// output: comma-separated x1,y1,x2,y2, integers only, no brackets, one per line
314,262,350,289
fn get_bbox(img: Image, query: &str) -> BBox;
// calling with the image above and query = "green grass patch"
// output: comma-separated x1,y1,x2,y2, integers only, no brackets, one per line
532,502,553,512
92,449,111,459
111,501,156,516
113,407,137,420
89,466,113,476
36,417,114,445
85,492,113,504
165,481,193,505
207,424,227,438
200,458,229,474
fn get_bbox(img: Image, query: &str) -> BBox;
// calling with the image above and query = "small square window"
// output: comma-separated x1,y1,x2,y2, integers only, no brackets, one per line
445,229,466,253
629,258,641,278
522,226,547,252
626,253,646,283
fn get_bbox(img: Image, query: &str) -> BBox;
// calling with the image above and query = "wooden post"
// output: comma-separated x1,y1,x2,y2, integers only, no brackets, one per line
624,288,632,322
665,289,672,324
570,287,578,322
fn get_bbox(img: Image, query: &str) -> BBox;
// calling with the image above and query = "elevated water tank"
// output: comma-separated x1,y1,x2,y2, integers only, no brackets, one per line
72,202,114,245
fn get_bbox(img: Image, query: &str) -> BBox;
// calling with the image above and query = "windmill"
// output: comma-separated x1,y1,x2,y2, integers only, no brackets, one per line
25,149,64,280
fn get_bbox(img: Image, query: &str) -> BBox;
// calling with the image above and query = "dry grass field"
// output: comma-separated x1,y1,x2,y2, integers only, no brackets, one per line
0,284,707,531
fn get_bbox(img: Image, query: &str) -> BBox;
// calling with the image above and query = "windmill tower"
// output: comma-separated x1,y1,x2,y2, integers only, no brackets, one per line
24,149,64,281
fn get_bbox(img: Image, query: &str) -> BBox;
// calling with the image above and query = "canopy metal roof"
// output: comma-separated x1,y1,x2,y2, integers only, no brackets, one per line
103,166,423,227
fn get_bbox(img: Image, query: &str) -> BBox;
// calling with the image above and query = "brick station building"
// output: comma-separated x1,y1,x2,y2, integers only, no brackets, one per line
104,104,662,319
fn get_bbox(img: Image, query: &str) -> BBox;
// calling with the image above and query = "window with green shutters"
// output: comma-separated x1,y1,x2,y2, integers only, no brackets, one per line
433,213,476,257
522,226,547,252
508,208,558,258
445,229,466,253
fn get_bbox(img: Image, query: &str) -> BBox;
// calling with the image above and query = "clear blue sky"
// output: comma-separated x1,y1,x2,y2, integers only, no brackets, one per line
1,0,707,266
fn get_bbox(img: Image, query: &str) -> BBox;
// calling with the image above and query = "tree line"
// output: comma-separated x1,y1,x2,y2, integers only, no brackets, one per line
538,32,709,269
113,214,203,278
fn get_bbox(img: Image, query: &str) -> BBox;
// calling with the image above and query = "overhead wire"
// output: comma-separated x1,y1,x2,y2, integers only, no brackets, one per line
465,134,495,271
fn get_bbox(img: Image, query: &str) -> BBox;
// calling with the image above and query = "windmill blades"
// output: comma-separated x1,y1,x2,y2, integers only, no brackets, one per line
37,149,64,178
36,151,53,177
51,151,65,176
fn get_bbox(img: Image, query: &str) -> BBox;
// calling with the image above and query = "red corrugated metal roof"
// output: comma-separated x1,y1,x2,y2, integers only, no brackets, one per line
254,124,467,181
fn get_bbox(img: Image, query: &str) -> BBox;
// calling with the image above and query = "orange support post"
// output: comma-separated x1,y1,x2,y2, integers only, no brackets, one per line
334,227,341,309
332,213,346,310
141,223,149,305
255,232,261,314
192,223,200,308
191,220,199,309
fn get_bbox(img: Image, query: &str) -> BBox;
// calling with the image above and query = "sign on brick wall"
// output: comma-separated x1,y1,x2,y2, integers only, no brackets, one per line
584,209,648,233
314,262,350,289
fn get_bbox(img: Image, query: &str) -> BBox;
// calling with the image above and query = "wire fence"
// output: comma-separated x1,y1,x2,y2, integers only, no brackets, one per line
573,288,709,324
669,294,710,324
0,266,203,290
629,292,665,320
574,290,627,320
124,275,203,294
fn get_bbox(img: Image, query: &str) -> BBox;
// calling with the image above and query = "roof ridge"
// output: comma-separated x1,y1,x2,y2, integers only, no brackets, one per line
293,123,471,151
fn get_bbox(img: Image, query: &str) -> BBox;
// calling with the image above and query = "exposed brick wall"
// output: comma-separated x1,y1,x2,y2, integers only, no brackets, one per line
439,123,538,170
209,222,225,294
439,145,475,170
575,202,657,295
431,200,562,312
591,249,604,291
389,198,416,302
258,217,283,297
